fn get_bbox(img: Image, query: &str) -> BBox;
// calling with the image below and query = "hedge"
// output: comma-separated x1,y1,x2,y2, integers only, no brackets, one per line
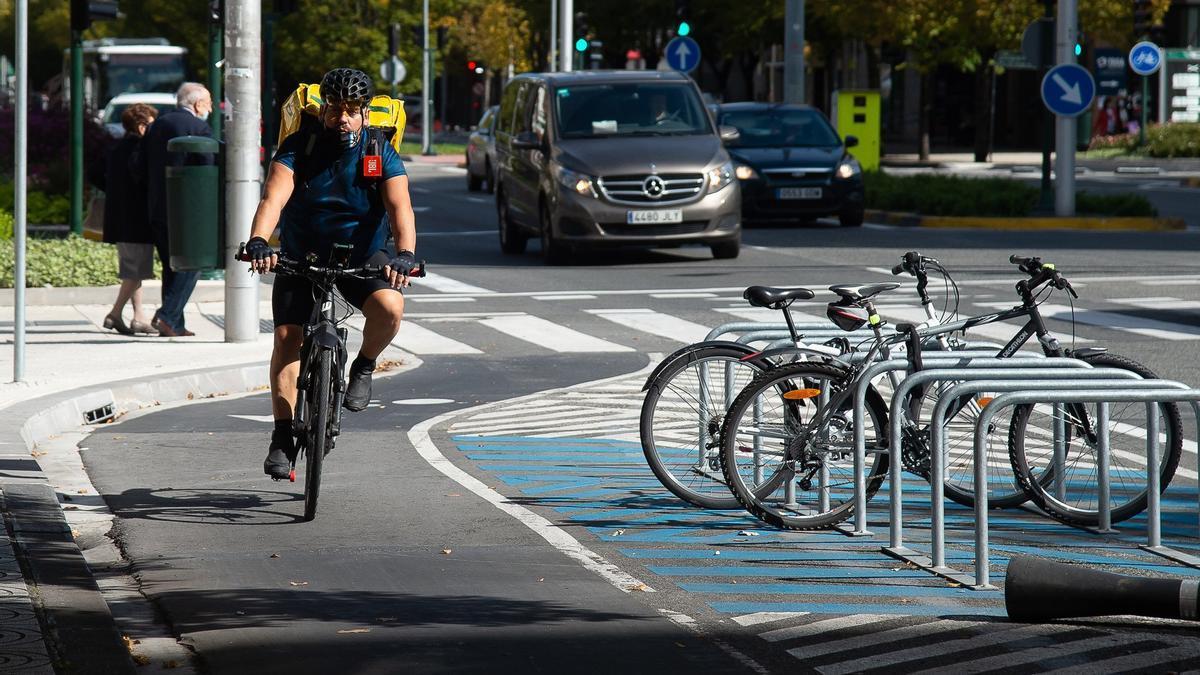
863,172,1157,218
0,235,161,288
0,181,71,225
1086,123,1200,158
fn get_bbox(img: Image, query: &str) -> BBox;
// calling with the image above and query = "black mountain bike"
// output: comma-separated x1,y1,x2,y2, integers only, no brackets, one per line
239,243,426,521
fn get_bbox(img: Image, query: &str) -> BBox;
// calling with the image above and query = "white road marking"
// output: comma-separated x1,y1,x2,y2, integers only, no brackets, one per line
412,206,431,212
344,316,482,355
731,611,811,627
391,398,455,405
405,297,477,303
479,315,635,353
586,308,711,344
534,294,598,301
419,272,495,295
796,619,985,663
1140,279,1200,286
651,292,717,299
1109,297,1200,311
228,414,274,423
1040,303,1200,340
466,196,489,203
761,614,893,642
408,363,658,594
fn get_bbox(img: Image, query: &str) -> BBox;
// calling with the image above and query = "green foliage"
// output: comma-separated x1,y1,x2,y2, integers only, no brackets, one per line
397,141,467,157
1075,191,1157,217
0,210,12,240
863,172,1038,216
1142,123,1200,158
0,235,136,288
0,182,71,224
1086,132,1138,154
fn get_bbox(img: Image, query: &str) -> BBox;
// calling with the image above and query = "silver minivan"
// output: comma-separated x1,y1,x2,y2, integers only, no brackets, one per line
494,70,742,264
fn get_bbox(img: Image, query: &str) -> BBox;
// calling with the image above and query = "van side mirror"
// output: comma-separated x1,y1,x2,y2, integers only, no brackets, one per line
718,125,740,143
844,135,859,148
512,131,540,150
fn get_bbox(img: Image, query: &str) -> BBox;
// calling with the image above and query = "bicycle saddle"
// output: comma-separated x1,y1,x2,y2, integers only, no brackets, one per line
743,285,816,309
828,282,901,302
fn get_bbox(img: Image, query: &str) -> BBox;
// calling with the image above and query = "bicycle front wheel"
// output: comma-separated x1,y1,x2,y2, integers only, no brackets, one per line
1008,352,1183,526
303,349,334,522
641,344,771,509
719,362,890,530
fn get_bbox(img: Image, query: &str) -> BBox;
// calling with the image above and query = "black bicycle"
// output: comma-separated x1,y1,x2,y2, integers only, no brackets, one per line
238,243,425,521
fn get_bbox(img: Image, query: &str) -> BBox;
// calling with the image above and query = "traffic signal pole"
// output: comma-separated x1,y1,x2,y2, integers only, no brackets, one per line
13,0,27,381
783,0,804,104
70,28,83,236
1054,0,1077,216
223,0,261,342
208,1,224,142
559,0,573,72
421,0,433,155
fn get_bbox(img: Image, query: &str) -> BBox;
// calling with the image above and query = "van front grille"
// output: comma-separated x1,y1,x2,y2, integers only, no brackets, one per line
597,173,705,204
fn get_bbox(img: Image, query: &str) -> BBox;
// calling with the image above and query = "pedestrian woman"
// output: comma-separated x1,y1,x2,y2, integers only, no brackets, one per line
92,103,159,335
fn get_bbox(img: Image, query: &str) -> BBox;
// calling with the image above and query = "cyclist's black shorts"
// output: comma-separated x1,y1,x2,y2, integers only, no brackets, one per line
272,250,400,327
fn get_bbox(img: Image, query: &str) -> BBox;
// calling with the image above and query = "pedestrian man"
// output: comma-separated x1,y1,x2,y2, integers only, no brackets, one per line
136,82,214,337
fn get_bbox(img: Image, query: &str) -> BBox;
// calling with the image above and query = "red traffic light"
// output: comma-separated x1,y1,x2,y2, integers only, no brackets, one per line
467,61,477,70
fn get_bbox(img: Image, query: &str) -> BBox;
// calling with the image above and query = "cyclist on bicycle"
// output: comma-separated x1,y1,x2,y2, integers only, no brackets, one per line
243,67,418,480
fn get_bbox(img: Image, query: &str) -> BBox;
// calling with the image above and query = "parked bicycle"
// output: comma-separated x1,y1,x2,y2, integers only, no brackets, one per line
238,243,426,521
717,254,1181,530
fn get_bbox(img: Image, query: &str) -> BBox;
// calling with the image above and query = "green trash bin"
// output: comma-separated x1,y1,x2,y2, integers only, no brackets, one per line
165,135,221,270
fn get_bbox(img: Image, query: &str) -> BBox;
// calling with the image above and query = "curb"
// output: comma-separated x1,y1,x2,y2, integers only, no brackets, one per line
0,281,272,308
865,210,1186,231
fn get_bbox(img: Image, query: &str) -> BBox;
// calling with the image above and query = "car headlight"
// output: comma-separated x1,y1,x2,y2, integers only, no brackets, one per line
734,164,758,181
708,161,734,191
836,157,862,180
554,164,597,197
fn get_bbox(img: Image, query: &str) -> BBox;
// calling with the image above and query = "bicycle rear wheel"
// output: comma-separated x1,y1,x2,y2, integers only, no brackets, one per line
640,344,771,509
1008,352,1183,526
303,349,333,522
719,362,890,530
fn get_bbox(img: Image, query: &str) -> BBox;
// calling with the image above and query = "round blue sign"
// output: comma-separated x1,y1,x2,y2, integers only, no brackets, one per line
1040,64,1096,117
664,36,701,73
1129,41,1162,76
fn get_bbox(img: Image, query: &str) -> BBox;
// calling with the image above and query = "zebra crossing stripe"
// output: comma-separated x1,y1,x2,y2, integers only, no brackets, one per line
586,308,711,344
1109,297,1200,310
479,315,635,352
760,614,893,642
1040,303,1200,340
811,622,1048,675
714,306,827,323
346,317,482,354
913,633,1160,674
731,611,810,627
417,271,494,295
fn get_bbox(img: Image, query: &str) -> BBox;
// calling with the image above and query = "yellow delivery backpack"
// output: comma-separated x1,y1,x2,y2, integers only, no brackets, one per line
277,82,406,154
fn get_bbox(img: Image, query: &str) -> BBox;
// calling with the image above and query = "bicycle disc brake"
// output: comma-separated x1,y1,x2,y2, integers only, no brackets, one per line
901,426,931,479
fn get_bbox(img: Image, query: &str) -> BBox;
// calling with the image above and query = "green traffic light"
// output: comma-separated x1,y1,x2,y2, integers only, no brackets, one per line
1074,43,1082,56
678,21,691,37
575,38,588,52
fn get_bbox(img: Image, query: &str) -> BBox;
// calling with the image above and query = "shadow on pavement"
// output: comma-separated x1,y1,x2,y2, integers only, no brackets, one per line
103,487,305,526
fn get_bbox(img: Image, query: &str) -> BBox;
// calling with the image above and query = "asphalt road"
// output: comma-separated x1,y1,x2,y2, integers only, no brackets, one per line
80,163,1200,673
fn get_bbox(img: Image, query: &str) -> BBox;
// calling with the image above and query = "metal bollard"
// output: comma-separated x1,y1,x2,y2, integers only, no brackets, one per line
1096,401,1113,533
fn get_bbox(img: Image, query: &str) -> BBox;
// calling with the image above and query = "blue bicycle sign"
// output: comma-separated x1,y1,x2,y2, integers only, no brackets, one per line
1129,41,1162,76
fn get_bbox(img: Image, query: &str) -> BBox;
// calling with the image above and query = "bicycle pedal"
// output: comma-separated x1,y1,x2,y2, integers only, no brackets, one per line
289,469,296,482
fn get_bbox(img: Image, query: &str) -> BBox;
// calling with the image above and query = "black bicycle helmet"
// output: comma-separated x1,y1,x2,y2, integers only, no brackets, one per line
320,68,374,106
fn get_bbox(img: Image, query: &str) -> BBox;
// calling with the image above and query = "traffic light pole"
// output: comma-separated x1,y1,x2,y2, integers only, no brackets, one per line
783,0,804,104
421,0,433,156
549,0,558,71
1054,0,1076,216
223,0,261,343
13,0,27,381
70,28,83,236
559,0,573,72
208,2,224,142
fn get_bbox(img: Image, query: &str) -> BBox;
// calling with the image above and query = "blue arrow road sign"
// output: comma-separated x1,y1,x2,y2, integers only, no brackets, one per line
1040,63,1095,117
664,36,701,73
1129,41,1163,76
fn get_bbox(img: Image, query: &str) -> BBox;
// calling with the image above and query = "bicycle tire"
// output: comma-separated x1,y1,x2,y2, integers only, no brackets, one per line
1008,352,1183,526
719,361,890,530
303,349,333,522
911,384,1040,510
640,343,775,509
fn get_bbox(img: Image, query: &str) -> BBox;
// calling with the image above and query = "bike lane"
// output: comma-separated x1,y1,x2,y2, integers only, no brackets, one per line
78,353,776,674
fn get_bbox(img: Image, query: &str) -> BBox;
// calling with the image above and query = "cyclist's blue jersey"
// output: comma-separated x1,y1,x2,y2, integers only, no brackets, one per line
272,127,406,265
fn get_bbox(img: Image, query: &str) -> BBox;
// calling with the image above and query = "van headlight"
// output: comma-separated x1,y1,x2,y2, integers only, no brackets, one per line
734,164,758,181
554,165,597,197
836,157,862,180
708,161,734,191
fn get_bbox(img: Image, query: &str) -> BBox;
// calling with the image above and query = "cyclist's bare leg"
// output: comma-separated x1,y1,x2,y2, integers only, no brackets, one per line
270,324,304,418
344,289,404,411
357,289,405,359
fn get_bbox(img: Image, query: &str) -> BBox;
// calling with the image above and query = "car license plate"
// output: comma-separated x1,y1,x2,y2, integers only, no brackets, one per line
626,209,683,224
777,187,823,200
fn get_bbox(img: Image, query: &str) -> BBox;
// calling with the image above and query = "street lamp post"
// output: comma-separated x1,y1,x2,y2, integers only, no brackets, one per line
1054,0,1077,216
223,0,261,342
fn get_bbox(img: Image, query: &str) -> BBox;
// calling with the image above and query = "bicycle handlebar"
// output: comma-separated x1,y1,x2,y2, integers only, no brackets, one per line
236,243,427,279
1010,254,1077,299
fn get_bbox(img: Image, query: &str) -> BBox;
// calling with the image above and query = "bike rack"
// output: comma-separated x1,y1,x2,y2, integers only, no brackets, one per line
960,387,1200,589
850,355,1089,535
885,369,1157,586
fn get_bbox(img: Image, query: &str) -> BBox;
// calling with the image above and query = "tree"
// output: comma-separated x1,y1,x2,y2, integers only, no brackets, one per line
451,0,531,104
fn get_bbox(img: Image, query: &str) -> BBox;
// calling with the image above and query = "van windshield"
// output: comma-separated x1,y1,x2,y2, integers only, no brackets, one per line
554,83,711,139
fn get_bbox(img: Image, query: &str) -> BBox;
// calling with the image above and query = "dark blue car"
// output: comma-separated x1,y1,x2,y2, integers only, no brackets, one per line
717,102,865,227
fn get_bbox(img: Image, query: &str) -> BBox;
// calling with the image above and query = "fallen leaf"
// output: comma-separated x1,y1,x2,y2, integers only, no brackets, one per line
611,529,625,537
269,553,280,559
30,451,46,457
77,489,88,494
630,583,650,592
441,549,452,555
337,628,371,634
737,531,759,537
63,506,78,511
446,493,462,497
289,581,309,587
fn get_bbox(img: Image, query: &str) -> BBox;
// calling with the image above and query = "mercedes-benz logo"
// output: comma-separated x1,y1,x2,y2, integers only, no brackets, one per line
642,176,665,199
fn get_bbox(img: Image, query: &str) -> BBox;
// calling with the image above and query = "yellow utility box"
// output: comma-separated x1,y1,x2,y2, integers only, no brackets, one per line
832,90,880,171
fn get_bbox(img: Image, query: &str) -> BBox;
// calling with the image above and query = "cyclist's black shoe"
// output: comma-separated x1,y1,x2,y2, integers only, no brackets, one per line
264,447,294,480
343,356,375,412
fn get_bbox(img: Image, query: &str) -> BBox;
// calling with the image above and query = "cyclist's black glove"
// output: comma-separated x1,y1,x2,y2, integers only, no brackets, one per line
387,250,419,277
245,236,274,262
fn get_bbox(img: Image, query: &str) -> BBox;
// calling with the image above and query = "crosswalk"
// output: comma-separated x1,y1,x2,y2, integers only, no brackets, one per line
372,284,1200,358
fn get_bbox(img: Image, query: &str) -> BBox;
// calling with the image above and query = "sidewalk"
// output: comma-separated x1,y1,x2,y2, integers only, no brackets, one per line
882,151,1200,175
0,289,418,671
